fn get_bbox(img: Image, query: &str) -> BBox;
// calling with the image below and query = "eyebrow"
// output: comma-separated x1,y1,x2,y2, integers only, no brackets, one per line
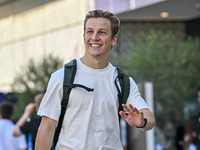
86,28,108,32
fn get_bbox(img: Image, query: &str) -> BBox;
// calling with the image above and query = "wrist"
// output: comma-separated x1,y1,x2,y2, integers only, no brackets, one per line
136,118,147,128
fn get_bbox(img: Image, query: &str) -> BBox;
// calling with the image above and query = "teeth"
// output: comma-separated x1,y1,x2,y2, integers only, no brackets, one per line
91,44,101,47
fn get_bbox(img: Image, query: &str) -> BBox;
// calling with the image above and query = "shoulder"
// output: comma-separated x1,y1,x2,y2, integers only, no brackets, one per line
128,77,138,88
47,68,64,87
128,77,141,96
52,68,64,79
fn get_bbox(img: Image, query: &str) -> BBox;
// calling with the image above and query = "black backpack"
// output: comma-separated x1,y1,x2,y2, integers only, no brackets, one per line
51,59,130,150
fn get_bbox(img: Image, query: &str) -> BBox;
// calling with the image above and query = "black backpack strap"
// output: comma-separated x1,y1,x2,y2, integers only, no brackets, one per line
114,67,130,122
51,59,94,149
52,59,77,149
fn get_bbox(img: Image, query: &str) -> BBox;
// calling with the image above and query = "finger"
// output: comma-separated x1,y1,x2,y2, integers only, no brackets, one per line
129,104,140,114
139,111,144,117
119,111,128,119
122,104,131,112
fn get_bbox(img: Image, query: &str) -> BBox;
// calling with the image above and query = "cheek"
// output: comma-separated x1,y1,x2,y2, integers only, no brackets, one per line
104,37,112,44
84,35,90,42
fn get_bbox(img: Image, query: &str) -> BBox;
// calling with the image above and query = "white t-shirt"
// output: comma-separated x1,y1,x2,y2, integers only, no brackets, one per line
38,58,148,150
0,119,27,150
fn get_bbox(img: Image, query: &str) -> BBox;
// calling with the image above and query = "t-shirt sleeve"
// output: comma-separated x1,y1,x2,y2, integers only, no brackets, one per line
37,74,63,121
126,77,149,110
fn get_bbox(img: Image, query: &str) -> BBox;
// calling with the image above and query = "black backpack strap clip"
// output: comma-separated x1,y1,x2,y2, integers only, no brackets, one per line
69,84,94,92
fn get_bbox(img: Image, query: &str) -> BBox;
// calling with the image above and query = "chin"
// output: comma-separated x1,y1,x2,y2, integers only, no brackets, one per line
88,50,102,57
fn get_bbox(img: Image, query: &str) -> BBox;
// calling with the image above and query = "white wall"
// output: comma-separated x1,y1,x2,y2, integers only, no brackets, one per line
0,0,95,92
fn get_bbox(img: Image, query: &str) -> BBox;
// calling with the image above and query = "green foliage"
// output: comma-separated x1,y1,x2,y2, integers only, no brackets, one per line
11,54,63,120
115,30,200,127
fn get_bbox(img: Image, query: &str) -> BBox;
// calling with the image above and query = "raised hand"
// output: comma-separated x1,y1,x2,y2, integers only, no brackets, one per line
119,104,144,127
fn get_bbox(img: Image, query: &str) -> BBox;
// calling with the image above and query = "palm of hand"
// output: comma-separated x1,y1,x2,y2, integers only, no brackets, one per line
120,104,144,127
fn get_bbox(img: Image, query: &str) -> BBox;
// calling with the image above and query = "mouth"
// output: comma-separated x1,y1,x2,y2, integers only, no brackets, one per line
90,44,102,49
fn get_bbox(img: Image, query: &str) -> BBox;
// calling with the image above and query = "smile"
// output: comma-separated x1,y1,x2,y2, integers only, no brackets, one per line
90,44,102,48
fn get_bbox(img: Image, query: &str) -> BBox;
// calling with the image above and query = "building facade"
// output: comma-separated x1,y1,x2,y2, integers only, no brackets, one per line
0,0,95,92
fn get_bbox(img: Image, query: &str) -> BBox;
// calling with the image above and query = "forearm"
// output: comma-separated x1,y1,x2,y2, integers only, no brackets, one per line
13,112,30,137
35,126,54,150
35,116,57,150
15,113,30,127
140,108,155,131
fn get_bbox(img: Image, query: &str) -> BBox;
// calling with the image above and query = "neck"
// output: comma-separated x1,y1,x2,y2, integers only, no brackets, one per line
80,56,109,69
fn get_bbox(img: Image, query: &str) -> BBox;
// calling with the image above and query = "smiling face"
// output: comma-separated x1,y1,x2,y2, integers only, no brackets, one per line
83,18,117,61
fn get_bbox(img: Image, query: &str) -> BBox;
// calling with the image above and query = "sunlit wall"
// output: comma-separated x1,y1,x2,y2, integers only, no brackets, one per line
0,0,94,92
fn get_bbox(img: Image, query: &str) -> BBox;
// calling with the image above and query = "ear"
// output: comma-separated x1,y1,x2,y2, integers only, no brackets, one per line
111,35,118,47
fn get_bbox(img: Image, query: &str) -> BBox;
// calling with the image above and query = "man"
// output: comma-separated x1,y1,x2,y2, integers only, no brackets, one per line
36,9,155,150
0,101,27,150
13,93,44,150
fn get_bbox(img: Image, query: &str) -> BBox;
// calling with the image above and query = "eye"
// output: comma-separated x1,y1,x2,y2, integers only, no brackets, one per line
86,30,93,34
100,31,106,34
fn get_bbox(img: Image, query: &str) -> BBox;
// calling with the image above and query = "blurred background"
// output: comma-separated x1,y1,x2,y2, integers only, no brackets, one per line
0,0,200,149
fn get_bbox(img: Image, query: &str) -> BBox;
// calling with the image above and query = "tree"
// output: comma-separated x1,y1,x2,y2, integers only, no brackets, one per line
11,54,63,120
114,30,200,128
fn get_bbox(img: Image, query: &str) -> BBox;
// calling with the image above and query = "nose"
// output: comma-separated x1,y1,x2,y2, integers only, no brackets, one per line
92,32,99,40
